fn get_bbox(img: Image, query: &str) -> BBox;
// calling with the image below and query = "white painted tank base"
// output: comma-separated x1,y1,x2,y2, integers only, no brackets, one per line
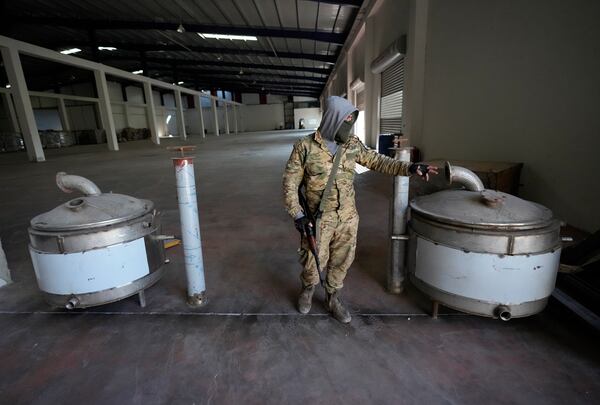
29,237,164,309
409,236,560,318
31,238,150,295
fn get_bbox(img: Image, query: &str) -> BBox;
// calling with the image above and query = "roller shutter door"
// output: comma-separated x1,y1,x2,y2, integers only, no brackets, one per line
380,58,404,134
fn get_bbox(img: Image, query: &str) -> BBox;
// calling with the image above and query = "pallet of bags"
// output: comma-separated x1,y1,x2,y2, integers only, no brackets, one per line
40,130,76,149
74,129,106,145
0,132,25,152
118,127,150,142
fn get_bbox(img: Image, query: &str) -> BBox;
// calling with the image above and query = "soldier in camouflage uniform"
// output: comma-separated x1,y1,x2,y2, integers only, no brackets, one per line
283,96,437,323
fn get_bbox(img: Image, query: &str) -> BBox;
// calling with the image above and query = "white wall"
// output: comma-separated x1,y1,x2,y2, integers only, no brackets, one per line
67,104,97,130
242,93,260,105
126,86,145,103
293,96,318,102
418,0,600,231
242,104,285,132
30,96,62,130
294,108,321,129
127,106,148,129
33,109,62,130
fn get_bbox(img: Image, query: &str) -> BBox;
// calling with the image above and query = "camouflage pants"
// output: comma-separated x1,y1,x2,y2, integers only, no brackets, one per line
299,211,359,294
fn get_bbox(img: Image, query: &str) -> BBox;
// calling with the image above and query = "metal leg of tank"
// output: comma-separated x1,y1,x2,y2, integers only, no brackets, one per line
388,147,411,294
431,301,439,319
43,267,166,309
410,275,549,319
138,290,146,308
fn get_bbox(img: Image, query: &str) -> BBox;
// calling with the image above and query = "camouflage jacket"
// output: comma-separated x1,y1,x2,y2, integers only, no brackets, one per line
283,131,411,220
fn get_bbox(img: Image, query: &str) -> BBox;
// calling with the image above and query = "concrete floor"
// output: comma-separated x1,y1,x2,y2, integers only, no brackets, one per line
0,131,598,404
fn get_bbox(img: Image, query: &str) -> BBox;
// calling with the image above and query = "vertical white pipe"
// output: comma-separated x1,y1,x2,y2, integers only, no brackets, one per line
173,157,206,306
388,147,411,293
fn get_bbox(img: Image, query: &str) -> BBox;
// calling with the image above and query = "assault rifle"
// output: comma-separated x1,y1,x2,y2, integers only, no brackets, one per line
298,186,325,286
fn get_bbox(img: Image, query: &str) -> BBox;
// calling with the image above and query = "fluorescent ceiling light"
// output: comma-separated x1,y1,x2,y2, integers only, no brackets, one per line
5,84,11,89
166,115,172,124
98,46,117,51
60,48,82,55
177,81,184,85
198,33,257,41
132,70,144,75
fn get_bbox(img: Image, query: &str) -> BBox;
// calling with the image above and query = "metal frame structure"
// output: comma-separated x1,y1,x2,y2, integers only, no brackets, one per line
0,35,241,162
0,0,363,97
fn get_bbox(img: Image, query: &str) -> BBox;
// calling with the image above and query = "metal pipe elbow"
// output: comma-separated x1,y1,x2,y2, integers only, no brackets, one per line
56,172,102,196
445,162,485,192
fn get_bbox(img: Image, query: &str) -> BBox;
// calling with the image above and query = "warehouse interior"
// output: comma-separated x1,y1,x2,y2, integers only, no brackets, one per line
0,0,599,403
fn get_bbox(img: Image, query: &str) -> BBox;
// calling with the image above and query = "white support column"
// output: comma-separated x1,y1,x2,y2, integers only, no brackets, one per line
57,97,71,132
94,70,119,151
233,104,238,134
404,0,429,147
211,98,219,136
174,89,187,139
198,96,206,138
224,103,230,134
1,92,20,133
1,46,45,162
143,82,159,144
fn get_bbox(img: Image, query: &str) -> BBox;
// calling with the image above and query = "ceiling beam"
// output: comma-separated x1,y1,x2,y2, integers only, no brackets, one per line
185,80,322,90
306,0,362,7
132,66,327,83
208,87,320,97
104,56,330,75
159,76,324,90
12,16,347,44
42,42,338,64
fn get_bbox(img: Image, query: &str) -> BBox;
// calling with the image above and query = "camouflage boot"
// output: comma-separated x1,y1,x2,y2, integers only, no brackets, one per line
297,284,316,314
326,291,351,324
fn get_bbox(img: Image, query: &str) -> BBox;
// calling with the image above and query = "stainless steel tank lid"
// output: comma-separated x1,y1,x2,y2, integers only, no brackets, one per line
30,193,153,231
410,189,555,230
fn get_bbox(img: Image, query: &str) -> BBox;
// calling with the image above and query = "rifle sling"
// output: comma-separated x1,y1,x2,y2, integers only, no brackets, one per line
316,146,344,219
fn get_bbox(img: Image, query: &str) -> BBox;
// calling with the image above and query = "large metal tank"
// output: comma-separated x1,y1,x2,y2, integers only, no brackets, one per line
28,173,167,309
408,163,561,320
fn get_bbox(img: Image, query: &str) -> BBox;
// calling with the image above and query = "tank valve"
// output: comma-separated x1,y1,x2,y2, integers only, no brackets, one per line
495,305,512,321
65,297,80,310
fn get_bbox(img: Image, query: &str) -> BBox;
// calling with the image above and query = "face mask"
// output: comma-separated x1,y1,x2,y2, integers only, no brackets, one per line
334,118,355,144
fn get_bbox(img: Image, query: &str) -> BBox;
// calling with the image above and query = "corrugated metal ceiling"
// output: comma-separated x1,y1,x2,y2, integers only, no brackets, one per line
2,0,362,96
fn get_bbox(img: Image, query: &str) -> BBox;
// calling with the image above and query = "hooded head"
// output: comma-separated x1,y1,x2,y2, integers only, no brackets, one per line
319,96,359,145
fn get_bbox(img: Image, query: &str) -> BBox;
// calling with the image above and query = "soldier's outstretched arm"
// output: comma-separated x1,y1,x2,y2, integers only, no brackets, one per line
282,140,306,218
356,140,412,176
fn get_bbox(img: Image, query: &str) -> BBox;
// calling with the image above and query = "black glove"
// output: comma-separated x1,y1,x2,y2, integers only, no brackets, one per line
409,163,432,179
294,216,312,235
